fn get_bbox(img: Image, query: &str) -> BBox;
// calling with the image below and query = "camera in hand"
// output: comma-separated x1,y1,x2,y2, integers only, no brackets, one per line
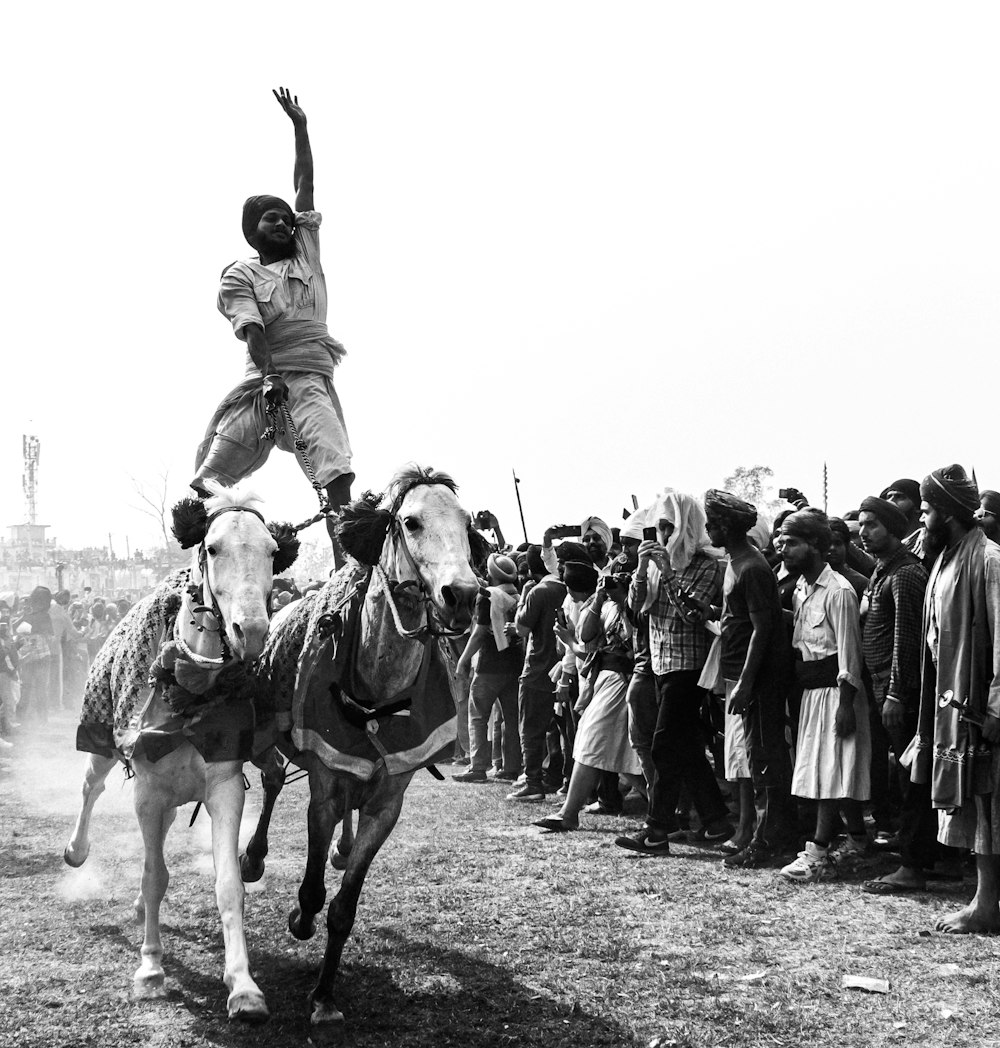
778,488,795,501
550,524,581,539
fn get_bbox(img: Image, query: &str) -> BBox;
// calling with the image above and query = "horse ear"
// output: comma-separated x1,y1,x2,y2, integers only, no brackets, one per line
337,495,392,565
171,497,208,549
268,522,301,575
467,527,492,576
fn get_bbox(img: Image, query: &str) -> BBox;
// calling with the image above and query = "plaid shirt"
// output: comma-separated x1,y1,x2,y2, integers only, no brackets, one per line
635,551,723,676
862,545,927,708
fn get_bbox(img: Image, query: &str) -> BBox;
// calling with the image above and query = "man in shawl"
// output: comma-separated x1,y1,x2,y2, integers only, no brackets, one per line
615,490,729,855
192,88,353,559
912,464,1000,933
702,490,796,869
855,496,935,895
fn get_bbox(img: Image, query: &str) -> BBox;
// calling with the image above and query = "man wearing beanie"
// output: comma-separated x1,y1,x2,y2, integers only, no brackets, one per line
912,465,1000,933
505,546,567,801
454,554,523,784
855,496,934,895
880,479,926,565
193,88,354,561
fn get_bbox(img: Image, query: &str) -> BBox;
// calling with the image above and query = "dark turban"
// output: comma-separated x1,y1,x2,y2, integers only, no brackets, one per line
525,545,546,577
780,508,832,555
981,490,1000,516
54,589,71,606
563,561,598,595
554,541,592,565
859,496,908,540
704,489,758,533
242,195,294,245
828,517,851,545
879,478,921,506
28,586,53,611
921,464,980,524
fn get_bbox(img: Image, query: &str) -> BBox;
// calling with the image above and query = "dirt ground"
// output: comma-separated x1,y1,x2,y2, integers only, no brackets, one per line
1,709,999,1048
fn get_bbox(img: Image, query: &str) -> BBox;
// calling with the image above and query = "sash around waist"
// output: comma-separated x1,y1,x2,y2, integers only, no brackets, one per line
243,319,346,379
793,653,840,689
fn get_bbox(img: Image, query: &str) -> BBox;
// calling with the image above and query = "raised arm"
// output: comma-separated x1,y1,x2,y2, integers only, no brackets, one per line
273,87,314,212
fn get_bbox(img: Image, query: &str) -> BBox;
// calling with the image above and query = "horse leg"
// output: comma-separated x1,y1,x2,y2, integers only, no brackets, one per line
133,807,176,922
204,763,269,1024
310,773,413,1030
240,747,286,883
64,753,116,867
288,769,342,942
330,805,355,871
132,781,172,999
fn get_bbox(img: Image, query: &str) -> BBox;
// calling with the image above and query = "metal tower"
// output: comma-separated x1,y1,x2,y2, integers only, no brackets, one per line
23,434,40,524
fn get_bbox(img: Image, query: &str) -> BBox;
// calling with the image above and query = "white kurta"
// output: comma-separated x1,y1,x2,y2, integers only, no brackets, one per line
790,565,871,801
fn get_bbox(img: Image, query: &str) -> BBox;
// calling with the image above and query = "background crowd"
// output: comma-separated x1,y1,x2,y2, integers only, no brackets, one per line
446,465,1000,931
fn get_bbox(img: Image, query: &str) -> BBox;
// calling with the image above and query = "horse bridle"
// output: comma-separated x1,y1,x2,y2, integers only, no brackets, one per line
377,514,474,641
188,506,271,661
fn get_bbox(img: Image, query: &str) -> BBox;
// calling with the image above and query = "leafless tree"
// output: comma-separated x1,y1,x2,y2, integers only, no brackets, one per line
129,470,173,552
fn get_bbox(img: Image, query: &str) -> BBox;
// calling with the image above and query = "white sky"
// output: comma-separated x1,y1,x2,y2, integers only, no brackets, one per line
3,2,998,554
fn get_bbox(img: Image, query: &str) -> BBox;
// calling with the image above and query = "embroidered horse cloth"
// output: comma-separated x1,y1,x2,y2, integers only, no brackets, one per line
254,566,457,780
76,569,255,764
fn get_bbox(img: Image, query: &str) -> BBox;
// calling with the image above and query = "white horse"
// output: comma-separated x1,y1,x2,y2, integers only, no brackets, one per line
64,482,298,1022
244,465,485,1034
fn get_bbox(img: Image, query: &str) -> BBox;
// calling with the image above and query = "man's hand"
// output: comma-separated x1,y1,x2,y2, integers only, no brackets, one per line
882,696,906,731
728,680,751,716
263,373,289,407
835,700,857,738
273,86,307,127
554,623,575,648
982,713,1000,744
503,622,519,643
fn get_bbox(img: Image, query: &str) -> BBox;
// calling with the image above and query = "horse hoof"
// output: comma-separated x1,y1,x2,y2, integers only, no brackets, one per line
289,907,315,941
240,852,264,884
63,845,89,868
330,850,349,871
310,998,345,1039
228,990,269,1024
133,972,166,1000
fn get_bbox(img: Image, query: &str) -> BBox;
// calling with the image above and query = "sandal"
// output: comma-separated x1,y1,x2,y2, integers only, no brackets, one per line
862,877,926,895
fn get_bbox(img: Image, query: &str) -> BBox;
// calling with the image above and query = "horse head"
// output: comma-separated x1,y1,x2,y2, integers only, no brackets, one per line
171,482,300,660
337,465,486,632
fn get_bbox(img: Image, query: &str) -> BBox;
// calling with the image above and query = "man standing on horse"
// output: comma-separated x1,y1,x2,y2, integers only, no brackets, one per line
192,87,354,558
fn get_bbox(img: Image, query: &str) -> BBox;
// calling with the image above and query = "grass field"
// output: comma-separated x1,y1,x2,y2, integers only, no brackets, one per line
1,709,998,1048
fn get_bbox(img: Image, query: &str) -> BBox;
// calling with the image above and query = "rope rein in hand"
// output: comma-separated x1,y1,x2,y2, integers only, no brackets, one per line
262,400,335,534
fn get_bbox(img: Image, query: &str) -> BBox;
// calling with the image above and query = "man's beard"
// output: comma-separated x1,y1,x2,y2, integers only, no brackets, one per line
922,523,949,562
256,232,296,260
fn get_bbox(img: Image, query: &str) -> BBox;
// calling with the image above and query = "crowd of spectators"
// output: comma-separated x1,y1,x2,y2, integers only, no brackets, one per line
447,465,1000,932
0,587,134,748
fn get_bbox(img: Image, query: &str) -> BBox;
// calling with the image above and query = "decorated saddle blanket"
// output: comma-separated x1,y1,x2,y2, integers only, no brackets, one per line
76,568,256,764
254,565,457,780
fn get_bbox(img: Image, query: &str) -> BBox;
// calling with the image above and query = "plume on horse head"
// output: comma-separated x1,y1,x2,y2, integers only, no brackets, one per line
170,480,300,572
337,464,490,573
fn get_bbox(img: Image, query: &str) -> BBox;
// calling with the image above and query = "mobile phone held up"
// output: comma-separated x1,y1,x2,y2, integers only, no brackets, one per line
642,526,657,541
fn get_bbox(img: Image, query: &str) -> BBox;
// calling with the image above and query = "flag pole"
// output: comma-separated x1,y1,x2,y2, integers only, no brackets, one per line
512,469,528,544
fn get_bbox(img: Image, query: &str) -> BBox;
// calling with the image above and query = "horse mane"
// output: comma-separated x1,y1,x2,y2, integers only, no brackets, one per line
202,479,264,516
386,464,458,514
337,465,466,567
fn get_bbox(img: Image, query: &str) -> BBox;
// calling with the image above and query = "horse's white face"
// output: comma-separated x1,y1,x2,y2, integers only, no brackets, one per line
201,510,277,660
393,484,480,630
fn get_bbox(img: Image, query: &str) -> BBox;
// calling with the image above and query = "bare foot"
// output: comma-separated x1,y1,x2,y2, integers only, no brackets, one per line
935,900,1000,934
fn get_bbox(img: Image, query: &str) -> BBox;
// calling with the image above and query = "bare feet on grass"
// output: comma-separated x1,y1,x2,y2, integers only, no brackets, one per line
935,900,1000,934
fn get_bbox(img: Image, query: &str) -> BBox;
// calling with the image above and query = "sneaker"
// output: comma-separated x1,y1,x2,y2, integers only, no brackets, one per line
614,830,671,856
451,755,470,766
491,768,518,782
452,769,488,783
830,834,869,870
779,841,835,883
506,783,546,802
